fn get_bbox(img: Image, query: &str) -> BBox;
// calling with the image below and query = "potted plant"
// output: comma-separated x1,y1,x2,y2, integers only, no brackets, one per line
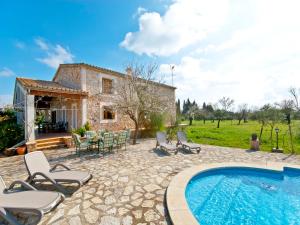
3,148,15,156
75,127,86,137
16,145,27,155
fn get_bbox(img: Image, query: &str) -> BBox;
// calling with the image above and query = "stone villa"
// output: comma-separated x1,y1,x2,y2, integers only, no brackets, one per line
13,63,176,148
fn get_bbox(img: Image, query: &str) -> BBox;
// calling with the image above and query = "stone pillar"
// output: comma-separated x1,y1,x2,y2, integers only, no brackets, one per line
26,141,36,152
81,68,87,126
82,98,87,126
25,94,35,141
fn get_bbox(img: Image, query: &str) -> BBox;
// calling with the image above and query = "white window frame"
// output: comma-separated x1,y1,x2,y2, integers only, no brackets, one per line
100,102,117,124
98,73,117,95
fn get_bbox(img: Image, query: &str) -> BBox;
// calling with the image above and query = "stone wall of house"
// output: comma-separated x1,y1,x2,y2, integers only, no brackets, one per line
53,64,176,131
84,67,176,131
85,69,134,131
155,84,177,125
53,66,81,90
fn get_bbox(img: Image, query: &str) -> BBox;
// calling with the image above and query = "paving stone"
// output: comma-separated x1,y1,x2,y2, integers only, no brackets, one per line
132,210,143,219
131,192,143,200
82,200,92,209
120,196,130,203
1,139,300,225
156,204,165,216
144,209,160,222
67,205,80,216
99,216,120,225
131,198,143,207
84,208,99,223
48,209,64,224
118,176,129,182
145,193,155,199
142,200,155,208
123,186,134,195
105,195,117,205
122,215,133,225
143,184,161,192
118,207,129,216
91,196,103,204
107,207,117,215
68,216,82,225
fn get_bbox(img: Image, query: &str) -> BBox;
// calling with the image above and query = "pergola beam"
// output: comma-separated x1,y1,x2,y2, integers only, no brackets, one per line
29,90,87,99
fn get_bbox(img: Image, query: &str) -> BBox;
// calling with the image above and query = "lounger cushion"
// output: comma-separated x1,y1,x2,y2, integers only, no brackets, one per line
182,142,201,149
47,171,91,184
160,143,177,151
0,191,61,213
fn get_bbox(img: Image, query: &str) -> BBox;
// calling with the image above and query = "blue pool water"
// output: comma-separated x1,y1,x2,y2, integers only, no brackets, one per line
185,167,300,225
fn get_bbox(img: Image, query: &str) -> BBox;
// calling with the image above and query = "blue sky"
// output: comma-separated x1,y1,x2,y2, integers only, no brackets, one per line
1,0,300,107
0,0,166,105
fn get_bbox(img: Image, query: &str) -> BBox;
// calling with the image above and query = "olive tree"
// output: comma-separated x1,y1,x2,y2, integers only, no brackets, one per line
115,63,170,144
214,97,234,128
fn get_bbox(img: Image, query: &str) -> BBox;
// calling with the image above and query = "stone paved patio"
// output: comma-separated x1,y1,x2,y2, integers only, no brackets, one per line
1,139,300,225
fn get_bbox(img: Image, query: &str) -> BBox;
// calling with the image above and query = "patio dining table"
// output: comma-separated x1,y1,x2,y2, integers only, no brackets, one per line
87,132,120,155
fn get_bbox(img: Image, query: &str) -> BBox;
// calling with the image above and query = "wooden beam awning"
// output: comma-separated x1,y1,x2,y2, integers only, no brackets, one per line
30,90,88,99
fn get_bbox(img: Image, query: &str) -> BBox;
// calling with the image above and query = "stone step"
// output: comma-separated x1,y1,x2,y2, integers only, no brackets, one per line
36,137,65,144
36,143,66,150
37,140,64,147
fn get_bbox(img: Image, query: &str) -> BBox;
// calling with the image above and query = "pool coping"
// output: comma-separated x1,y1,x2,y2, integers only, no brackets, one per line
166,161,300,225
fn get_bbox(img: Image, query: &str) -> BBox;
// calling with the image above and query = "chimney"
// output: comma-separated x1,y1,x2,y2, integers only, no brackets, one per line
125,67,132,76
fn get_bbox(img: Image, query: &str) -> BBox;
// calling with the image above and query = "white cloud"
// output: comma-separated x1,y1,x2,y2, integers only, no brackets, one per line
121,0,229,56
35,38,49,50
35,38,74,69
133,7,147,18
0,67,15,77
156,0,300,106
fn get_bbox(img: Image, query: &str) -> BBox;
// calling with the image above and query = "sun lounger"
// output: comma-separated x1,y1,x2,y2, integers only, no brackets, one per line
177,131,201,153
24,151,92,194
156,132,178,154
0,176,64,225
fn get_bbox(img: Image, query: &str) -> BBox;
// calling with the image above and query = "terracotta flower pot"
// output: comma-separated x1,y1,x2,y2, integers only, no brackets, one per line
4,148,15,156
17,146,26,155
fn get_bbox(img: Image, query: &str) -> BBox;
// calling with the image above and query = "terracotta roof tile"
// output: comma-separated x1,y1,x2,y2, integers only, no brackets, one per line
16,77,88,95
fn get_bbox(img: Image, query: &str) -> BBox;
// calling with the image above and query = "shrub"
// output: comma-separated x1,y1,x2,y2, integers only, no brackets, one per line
149,112,165,132
74,127,86,137
0,109,24,151
84,121,91,131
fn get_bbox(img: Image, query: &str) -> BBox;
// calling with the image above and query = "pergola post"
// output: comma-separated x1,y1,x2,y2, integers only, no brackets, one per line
25,94,35,141
82,98,87,126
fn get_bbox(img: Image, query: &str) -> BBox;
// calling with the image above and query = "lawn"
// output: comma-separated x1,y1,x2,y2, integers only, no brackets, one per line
183,120,300,154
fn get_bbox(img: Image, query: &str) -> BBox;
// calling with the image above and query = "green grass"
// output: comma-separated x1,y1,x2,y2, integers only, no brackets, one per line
183,120,300,154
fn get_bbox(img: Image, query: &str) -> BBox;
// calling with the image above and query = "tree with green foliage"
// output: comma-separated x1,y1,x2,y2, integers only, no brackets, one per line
257,104,271,141
115,63,168,144
278,100,295,153
0,109,24,151
214,97,234,128
175,99,181,118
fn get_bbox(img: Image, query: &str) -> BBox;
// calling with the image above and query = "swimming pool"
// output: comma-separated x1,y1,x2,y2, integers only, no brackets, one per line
185,167,300,225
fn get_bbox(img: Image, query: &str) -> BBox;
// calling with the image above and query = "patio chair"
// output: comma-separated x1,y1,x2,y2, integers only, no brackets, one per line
85,131,98,149
126,129,131,143
72,133,91,155
114,131,127,150
156,132,178,154
177,131,201,153
99,132,114,154
24,151,92,194
0,176,64,225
